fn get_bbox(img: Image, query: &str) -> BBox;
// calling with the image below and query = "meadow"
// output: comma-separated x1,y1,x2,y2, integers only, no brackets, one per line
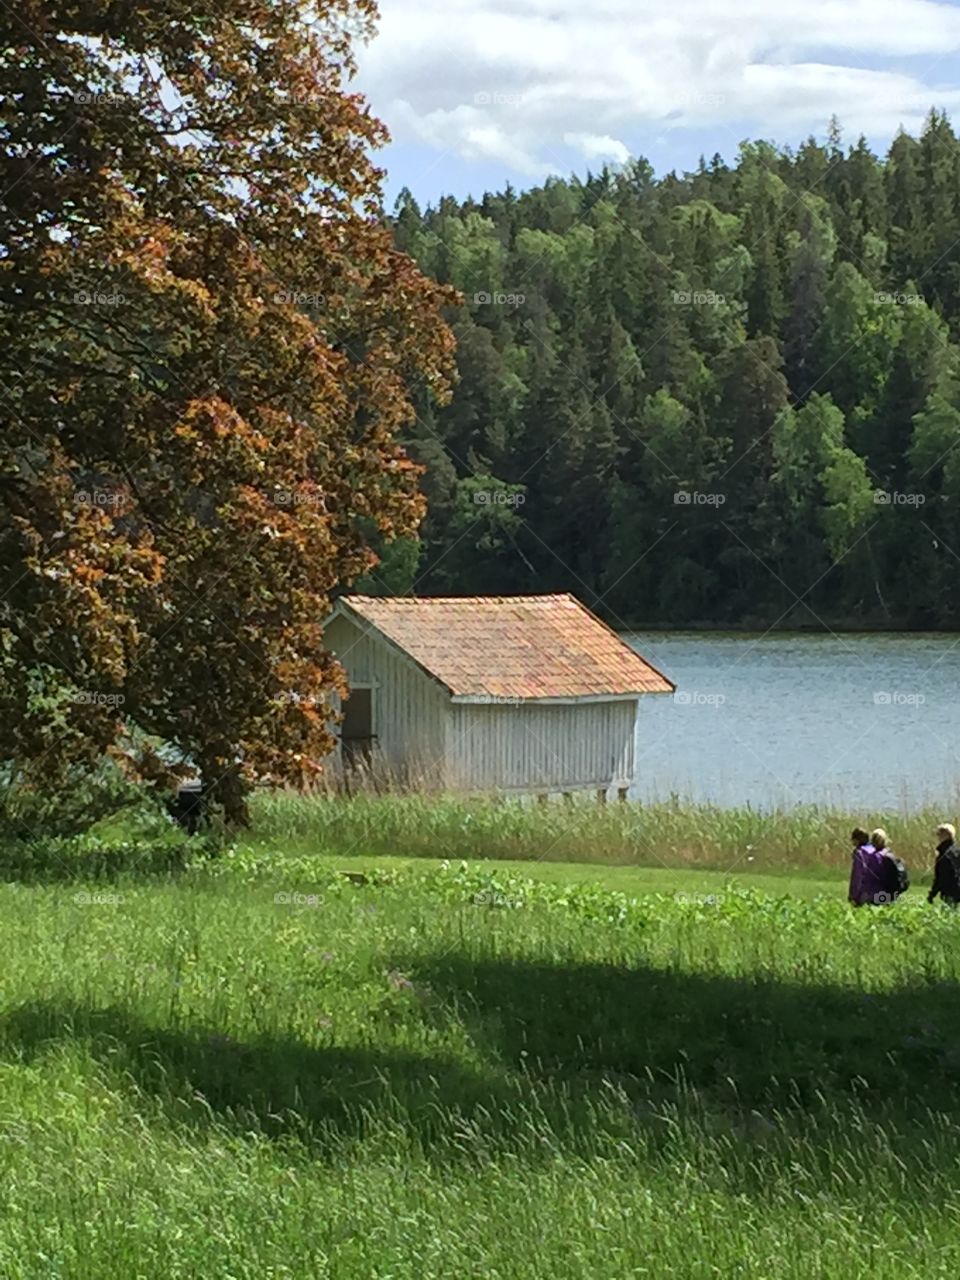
246,788,951,874
2,795,959,1277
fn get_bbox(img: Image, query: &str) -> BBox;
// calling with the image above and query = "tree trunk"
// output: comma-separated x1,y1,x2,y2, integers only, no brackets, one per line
201,759,251,831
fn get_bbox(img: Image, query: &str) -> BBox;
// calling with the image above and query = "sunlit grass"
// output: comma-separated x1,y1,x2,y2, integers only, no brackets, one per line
2,855,960,1277
245,788,947,876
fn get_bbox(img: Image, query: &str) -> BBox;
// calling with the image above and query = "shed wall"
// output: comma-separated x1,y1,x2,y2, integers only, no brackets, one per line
324,613,450,786
445,699,637,792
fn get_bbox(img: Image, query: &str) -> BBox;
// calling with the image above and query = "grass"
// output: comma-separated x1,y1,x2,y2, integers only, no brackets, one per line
2,832,960,1277
245,787,950,877
246,849,846,899
0,792,957,1276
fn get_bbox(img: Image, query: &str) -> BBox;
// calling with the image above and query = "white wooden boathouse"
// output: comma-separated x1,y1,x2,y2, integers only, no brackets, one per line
322,593,674,797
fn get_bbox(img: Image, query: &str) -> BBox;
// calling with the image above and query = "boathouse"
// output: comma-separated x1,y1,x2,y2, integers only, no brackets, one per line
321,593,674,798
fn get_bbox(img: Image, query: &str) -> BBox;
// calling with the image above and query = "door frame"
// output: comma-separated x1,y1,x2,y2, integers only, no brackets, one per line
342,681,378,735
339,681,379,769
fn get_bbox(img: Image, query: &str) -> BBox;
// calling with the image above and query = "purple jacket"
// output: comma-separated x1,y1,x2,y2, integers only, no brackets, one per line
849,844,890,905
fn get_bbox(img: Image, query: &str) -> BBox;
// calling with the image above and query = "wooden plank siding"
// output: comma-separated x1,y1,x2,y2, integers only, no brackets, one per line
323,613,449,787
445,700,637,793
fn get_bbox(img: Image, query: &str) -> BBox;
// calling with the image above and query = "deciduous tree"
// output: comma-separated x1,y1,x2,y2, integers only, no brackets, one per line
0,0,455,824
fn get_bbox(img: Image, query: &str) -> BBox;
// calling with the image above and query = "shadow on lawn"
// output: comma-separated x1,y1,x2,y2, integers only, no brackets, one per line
0,1000,513,1150
3,957,960,1167
411,955,960,1111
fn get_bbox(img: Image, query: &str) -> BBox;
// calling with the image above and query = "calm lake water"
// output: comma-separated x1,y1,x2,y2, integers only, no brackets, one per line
623,632,960,812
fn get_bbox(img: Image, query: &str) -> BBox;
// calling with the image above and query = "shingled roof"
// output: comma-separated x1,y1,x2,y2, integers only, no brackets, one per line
333,593,674,702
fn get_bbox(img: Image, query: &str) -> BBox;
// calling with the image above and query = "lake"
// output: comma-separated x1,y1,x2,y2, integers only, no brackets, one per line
624,632,960,812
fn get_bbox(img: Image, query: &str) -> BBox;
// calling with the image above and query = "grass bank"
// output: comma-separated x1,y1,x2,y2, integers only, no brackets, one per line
245,789,949,877
2,855,960,1277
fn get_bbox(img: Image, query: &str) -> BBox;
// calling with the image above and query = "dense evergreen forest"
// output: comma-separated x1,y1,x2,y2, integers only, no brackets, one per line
364,112,960,629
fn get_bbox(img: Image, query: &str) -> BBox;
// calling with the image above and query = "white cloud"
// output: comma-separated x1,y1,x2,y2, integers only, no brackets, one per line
357,0,960,178
564,132,631,164
388,99,551,175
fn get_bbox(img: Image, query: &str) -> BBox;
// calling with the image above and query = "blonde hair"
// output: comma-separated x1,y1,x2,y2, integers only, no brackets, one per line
871,828,888,850
937,822,956,841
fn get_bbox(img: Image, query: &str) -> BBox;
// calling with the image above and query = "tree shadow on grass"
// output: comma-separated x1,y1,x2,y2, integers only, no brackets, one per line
408,953,960,1115
3,956,960,1175
0,1000,516,1154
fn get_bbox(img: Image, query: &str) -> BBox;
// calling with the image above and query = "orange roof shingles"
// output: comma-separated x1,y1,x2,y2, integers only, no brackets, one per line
337,593,675,701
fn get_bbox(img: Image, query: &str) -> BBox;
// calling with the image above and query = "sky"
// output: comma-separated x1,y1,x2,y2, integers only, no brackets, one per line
352,0,960,207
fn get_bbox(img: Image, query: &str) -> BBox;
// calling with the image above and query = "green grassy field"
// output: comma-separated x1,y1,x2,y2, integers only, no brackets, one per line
253,849,845,899
2,817,960,1278
244,789,953,875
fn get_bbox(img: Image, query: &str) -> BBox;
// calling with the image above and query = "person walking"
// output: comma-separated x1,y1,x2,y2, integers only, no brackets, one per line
928,822,960,906
871,827,909,903
848,827,883,907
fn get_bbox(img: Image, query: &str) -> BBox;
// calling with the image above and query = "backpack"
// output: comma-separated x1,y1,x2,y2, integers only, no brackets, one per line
882,854,910,900
940,845,960,900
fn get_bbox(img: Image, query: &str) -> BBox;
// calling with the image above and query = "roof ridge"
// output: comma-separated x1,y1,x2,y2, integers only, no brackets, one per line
341,592,575,605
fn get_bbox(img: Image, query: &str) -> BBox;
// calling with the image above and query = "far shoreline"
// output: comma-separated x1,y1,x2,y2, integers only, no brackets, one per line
614,619,960,635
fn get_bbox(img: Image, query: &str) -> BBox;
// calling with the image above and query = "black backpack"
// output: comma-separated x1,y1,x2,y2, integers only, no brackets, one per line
940,846,960,899
882,854,910,900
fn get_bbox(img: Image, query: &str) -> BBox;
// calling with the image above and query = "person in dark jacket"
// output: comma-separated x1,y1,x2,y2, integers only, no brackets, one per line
928,823,960,905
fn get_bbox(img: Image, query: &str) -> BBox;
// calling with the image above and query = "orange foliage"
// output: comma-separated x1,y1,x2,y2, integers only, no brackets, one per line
0,0,456,824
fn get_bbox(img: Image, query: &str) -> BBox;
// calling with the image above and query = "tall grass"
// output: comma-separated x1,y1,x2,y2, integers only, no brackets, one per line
247,788,949,874
2,861,960,1277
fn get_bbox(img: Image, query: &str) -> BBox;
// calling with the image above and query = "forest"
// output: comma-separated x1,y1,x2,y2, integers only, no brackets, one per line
373,113,960,628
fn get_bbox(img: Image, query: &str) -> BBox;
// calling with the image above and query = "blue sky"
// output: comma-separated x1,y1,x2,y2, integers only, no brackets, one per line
352,0,960,208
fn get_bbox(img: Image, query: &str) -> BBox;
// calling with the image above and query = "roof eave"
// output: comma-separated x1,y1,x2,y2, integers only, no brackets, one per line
450,689,672,704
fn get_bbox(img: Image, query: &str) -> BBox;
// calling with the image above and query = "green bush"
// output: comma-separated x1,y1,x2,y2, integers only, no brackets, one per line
0,759,156,840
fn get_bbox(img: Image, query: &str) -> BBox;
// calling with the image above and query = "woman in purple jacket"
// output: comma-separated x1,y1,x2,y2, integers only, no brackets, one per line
848,827,888,906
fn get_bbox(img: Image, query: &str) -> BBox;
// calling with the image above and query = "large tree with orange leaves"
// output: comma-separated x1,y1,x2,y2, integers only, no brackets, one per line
0,0,455,824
